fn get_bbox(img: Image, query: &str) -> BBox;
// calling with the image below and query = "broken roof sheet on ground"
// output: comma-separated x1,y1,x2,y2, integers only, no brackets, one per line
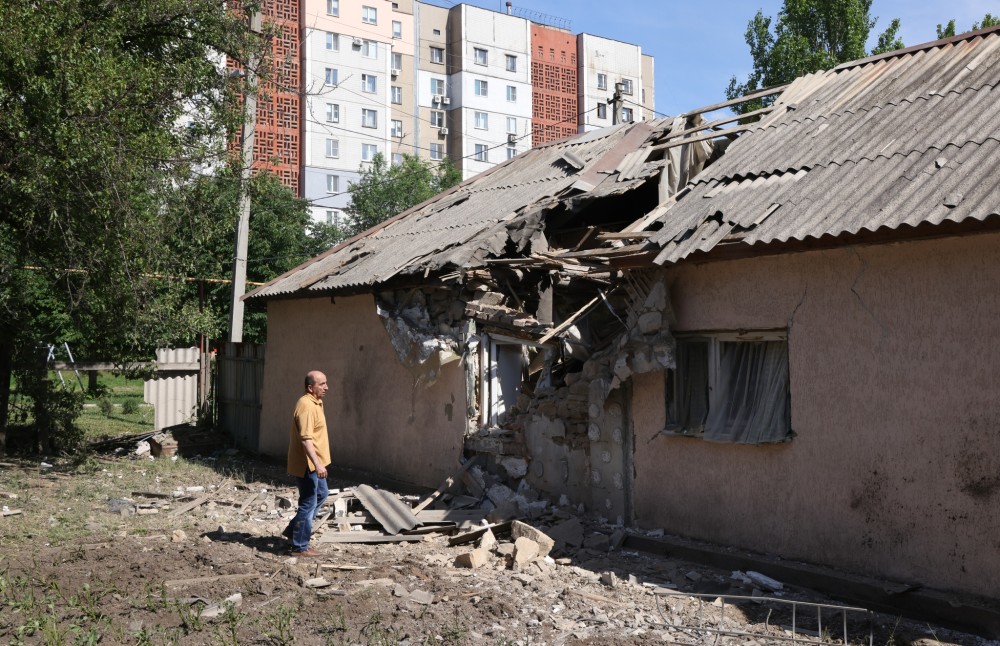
247,121,665,300
650,27,1000,265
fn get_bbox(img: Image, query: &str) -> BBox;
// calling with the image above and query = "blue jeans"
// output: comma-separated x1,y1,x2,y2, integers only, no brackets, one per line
287,469,328,551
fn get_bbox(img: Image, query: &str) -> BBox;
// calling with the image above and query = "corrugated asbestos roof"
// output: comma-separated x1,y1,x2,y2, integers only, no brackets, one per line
651,27,1000,264
247,121,664,300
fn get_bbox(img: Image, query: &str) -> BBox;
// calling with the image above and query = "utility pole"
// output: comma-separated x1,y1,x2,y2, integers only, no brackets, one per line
611,81,624,126
228,9,263,344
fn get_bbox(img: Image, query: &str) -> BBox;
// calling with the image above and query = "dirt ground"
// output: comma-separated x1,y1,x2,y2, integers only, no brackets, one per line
0,450,992,646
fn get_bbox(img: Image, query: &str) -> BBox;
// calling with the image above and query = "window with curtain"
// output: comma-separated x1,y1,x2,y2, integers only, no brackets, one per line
666,331,790,444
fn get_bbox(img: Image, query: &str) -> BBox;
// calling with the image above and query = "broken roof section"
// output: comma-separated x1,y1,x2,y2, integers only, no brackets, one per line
246,116,716,300
650,26,1000,265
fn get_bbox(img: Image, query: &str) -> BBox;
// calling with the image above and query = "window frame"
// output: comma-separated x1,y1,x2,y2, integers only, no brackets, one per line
597,73,607,90
390,85,402,105
391,52,403,70
506,85,516,102
474,111,488,130
324,67,338,86
361,5,377,24
474,143,488,162
325,102,340,123
664,329,791,444
474,79,488,97
324,138,340,158
390,119,403,138
325,32,339,51
326,174,340,193
327,0,339,17
430,77,445,95
361,73,377,94
392,20,402,38
361,108,378,129
474,47,488,66
506,116,516,134
505,54,517,72
361,39,378,59
429,143,443,160
430,110,444,128
361,143,378,161
621,78,634,95
430,46,444,64
597,102,607,119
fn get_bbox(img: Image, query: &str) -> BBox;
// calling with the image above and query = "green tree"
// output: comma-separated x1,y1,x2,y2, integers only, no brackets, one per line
0,0,268,452
345,154,462,236
937,14,1000,39
726,0,904,114
163,170,336,344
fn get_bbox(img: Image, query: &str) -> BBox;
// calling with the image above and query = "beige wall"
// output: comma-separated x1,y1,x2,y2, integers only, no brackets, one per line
631,232,1000,597
259,295,466,488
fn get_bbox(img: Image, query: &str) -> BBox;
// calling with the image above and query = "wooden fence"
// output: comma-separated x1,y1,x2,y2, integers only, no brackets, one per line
216,342,266,454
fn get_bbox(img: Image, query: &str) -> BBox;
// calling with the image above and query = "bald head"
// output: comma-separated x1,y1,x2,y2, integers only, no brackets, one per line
304,371,329,398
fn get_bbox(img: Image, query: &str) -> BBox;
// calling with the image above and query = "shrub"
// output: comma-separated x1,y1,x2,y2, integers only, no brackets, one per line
97,398,115,418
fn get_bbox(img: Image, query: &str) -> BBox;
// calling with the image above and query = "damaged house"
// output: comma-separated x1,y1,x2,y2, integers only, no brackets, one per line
247,26,1000,603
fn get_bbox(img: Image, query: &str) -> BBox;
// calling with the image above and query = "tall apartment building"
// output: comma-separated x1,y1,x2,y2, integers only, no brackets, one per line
241,1,652,222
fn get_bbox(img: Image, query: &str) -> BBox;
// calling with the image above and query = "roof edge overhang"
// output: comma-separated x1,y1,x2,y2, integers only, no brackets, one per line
835,23,1000,72
659,214,1000,269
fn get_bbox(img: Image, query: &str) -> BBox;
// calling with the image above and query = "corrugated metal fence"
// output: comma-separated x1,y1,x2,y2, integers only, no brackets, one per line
216,342,266,454
143,347,201,431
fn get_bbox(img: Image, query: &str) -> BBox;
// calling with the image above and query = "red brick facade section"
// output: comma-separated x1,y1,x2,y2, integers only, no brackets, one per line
227,0,300,192
530,25,578,146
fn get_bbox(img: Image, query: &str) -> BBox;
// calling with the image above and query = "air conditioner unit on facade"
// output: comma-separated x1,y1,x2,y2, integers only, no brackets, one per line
439,127,449,136
507,133,517,144
391,68,401,77
441,96,451,105
432,94,442,103
352,37,362,47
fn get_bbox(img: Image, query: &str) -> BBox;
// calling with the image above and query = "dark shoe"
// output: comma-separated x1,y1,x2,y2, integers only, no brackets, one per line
281,526,292,540
290,548,322,557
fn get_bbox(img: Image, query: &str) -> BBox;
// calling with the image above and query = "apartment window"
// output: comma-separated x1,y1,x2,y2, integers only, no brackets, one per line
622,107,634,123
324,67,338,86
430,78,445,95
430,143,443,160
474,111,488,130
430,46,444,64
392,20,402,38
361,74,377,93
560,50,566,64
362,143,378,161
621,78,633,95
597,73,607,90
507,146,516,160
506,85,516,102
325,103,340,123
327,0,339,16
474,143,488,162
474,47,488,66
474,79,488,97
430,110,444,128
325,32,339,51
361,108,378,129
361,40,378,59
362,5,377,24
325,209,341,226
506,116,516,134
597,102,607,119
392,52,402,70
549,48,554,61
505,54,517,72
324,138,339,158
433,28,441,36
326,174,340,193
391,86,402,104
391,119,403,137
665,332,790,444
392,153,403,165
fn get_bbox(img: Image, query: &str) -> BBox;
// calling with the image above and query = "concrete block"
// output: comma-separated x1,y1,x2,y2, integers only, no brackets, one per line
511,520,555,558
409,589,434,605
513,537,539,566
454,548,490,569
583,532,610,551
638,311,662,334
500,457,528,478
479,528,497,551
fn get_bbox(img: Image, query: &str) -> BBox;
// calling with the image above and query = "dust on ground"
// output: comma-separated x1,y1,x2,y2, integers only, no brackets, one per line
0,450,990,646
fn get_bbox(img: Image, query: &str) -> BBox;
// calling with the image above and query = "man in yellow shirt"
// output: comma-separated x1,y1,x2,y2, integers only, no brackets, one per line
282,370,331,556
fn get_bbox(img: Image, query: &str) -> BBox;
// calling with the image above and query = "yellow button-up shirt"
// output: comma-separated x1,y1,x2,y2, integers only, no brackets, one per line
287,392,331,477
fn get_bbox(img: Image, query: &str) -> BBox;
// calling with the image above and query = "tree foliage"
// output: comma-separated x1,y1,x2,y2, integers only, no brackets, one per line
0,0,272,451
725,0,904,114
937,14,1000,39
345,153,462,237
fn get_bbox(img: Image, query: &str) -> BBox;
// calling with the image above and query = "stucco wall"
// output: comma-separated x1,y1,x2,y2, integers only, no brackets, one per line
259,294,466,488
631,232,1000,597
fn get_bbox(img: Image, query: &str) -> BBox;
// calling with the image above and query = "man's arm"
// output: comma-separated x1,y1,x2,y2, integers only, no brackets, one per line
300,438,327,479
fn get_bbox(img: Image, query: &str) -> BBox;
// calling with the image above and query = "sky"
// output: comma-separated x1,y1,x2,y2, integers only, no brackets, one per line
425,0,996,116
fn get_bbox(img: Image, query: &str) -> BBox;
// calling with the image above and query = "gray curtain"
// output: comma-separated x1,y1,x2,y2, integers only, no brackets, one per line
704,341,790,444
